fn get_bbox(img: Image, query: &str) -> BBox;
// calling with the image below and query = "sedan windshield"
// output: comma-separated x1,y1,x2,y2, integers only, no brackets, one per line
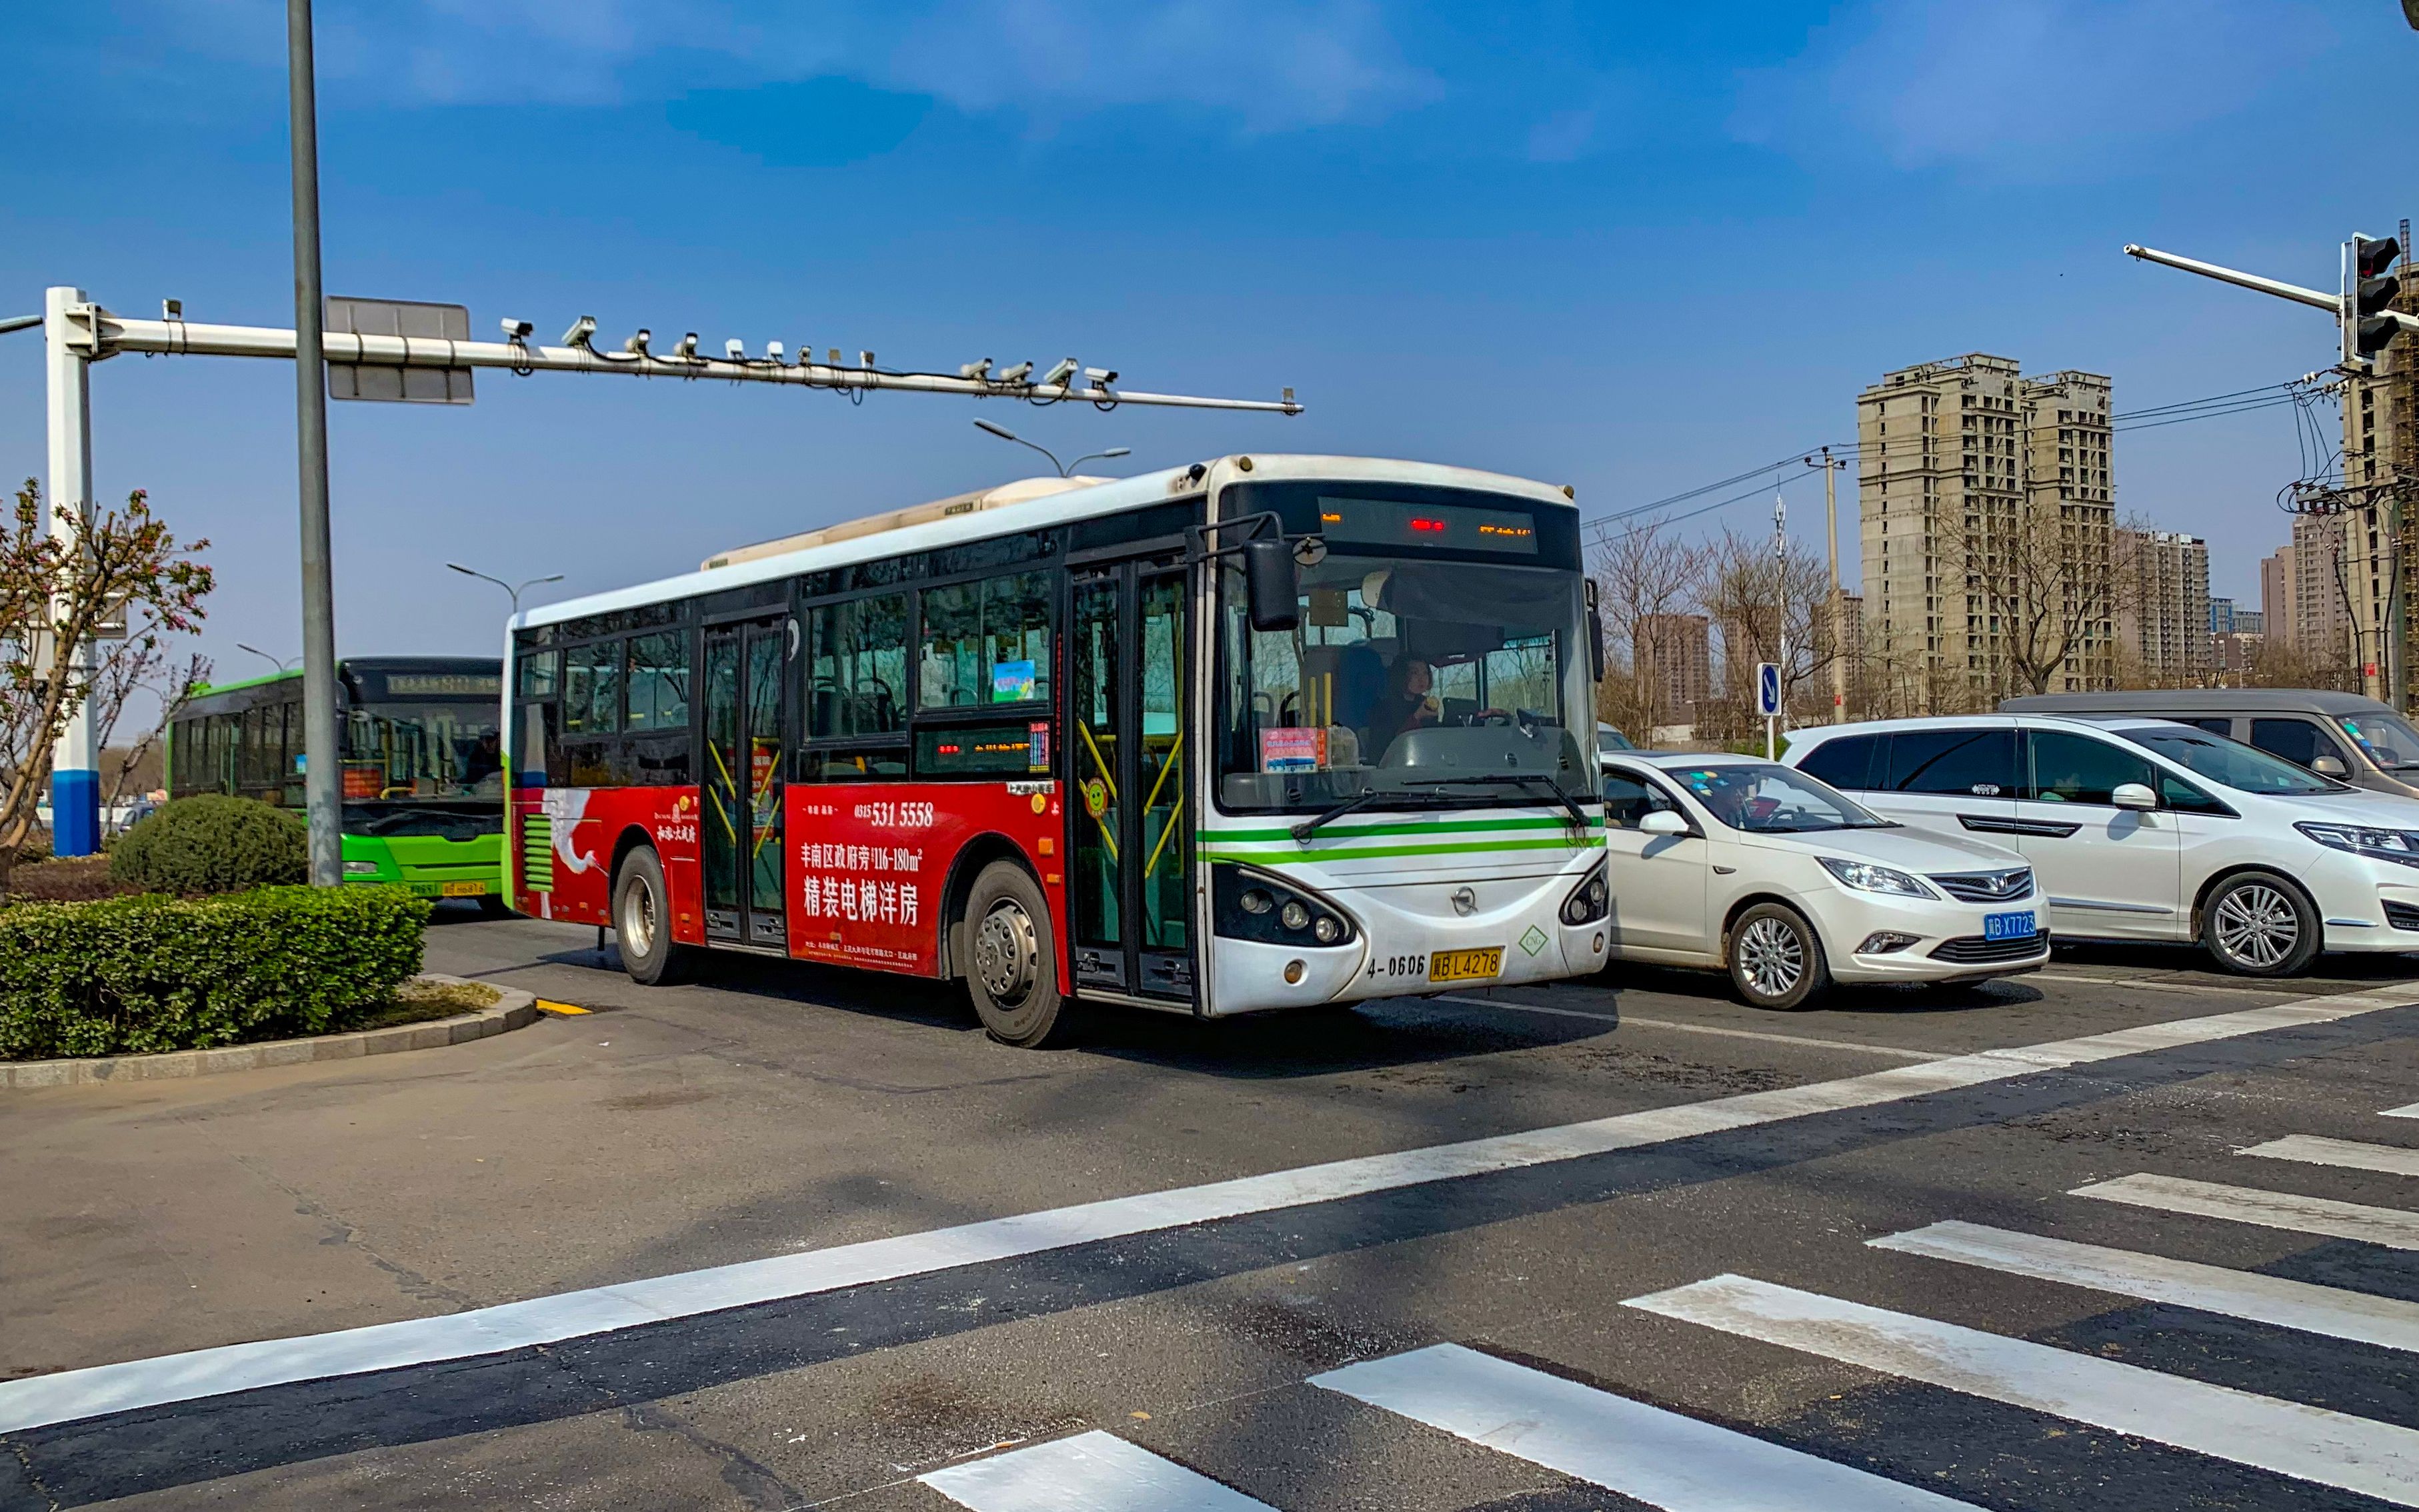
1216,554,1592,811
1664,763,1890,833
2338,711,2419,770
2122,727,2342,795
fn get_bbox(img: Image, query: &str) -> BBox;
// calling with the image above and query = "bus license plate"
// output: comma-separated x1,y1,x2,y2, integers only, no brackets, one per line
1429,947,1502,983
1983,911,2035,941
441,881,487,897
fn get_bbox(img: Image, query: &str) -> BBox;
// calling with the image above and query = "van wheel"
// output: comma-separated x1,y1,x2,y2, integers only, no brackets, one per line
1726,902,1831,1011
2202,871,2318,977
963,861,1071,1047
614,847,693,986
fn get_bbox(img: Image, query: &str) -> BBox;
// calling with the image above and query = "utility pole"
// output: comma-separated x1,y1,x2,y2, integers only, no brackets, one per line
287,0,341,887
1770,493,1787,760
1807,447,1848,721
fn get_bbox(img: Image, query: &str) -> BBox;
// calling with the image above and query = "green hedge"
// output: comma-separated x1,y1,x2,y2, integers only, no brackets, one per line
111,794,307,895
0,887,430,1059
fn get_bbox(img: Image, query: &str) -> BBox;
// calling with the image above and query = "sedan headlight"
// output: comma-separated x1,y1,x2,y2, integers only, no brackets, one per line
1817,856,1937,898
2295,821,2419,868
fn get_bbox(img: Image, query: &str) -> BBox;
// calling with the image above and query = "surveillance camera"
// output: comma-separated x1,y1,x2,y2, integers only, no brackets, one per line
827,348,841,365
859,350,876,369
162,298,183,321
501,317,534,341
561,315,596,349
625,327,651,355
1083,366,1117,387
765,341,785,364
725,338,745,361
996,360,1033,385
1042,357,1079,388
959,358,993,381
673,332,699,361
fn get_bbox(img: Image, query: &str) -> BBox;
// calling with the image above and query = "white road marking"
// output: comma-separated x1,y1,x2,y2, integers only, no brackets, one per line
1433,994,1941,1061
1872,1220,2419,1353
1314,1342,1977,1510
2242,1134,2419,1177
2032,973,2290,999
2072,1173,2419,1249
2384,1102,2419,1121
1626,1274,2419,1507
1,983,2408,1436
920,1431,1273,1512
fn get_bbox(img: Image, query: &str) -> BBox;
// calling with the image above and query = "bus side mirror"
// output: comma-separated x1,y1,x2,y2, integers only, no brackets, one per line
1243,537,1300,633
1584,580,1606,683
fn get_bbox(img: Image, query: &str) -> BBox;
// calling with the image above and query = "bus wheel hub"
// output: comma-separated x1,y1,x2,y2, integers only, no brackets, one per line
975,902,1037,1005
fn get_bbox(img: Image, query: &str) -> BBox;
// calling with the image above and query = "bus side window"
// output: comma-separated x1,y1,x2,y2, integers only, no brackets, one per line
517,701,556,788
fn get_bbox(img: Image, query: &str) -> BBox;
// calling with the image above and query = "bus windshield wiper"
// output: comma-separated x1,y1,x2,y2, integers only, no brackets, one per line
1394,771,1591,830
1292,786,1389,841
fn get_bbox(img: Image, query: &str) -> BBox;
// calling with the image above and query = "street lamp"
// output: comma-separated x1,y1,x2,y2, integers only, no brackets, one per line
972,419,1130,478
447,562,565,616
237,643,298,673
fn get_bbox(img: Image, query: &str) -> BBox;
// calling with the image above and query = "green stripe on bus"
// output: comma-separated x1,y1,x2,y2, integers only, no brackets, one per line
1197,835,1605,863
1195,814,1603,844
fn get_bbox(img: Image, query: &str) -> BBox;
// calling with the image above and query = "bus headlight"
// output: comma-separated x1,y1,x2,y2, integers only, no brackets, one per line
1214,865,1356,947
1560,863,1609,925
343,860,381,877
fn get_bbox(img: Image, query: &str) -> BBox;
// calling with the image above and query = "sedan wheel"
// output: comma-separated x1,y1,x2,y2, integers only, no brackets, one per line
1726,901,1831,1011
2202,872,2318,977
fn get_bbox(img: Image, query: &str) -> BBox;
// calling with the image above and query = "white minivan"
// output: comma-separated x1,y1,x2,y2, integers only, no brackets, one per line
1787,714,2419,976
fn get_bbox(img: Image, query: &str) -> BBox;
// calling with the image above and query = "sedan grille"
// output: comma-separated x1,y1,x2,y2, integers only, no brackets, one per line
2385,901,2419,933
1928,868,2034,904
1928,930,2050,965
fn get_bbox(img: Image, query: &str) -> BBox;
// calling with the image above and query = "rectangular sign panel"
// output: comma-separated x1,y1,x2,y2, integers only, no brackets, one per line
325,296,475,405
1316,497,1540,555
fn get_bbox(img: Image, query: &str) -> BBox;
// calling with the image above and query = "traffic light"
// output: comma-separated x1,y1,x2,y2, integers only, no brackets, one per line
2344,233,2404,367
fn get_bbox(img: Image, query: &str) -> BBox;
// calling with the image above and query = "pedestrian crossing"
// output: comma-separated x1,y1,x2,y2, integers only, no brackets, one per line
922,1110,2419,1512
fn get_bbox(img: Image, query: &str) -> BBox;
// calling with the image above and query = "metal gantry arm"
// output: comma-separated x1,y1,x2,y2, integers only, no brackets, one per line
59,304,1307,415
2124,243,2419,335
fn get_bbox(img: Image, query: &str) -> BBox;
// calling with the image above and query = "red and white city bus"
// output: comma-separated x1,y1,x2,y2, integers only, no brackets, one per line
503,454,1610,1045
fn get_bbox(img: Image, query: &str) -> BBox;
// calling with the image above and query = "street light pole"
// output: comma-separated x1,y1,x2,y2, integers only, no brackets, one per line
287,0,341,887
447,562,564,617
237,643,298,674
973,419,1130,478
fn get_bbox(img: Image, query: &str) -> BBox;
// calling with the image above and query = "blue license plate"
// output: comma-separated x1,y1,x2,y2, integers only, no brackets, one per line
1984,911,2036,941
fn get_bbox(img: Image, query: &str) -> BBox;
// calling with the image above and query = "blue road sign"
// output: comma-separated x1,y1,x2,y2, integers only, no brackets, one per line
1755,662,1782,717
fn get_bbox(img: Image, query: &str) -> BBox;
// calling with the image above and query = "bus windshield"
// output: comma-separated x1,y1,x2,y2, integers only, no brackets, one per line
345,701,506,800
1216,553,1592,811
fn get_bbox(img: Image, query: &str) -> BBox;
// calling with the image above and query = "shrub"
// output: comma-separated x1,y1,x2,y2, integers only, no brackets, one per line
0,886,430,1059
110,794,307,895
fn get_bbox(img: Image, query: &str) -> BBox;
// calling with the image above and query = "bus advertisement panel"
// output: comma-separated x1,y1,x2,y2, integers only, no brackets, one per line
506,455,1610,1045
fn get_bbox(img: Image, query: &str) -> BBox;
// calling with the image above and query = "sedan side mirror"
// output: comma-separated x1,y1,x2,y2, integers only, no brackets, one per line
1640,809,1688,835
2110,782,2158,811
2312,755,2349,778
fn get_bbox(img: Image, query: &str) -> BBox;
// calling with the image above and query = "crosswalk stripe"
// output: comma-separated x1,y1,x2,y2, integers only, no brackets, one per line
2383,1102,2419,1121
2242,1133,2419,1177
919,1431,1275,1512
1313,1343,1978,1510
1625,1273,2419,1507
3,982,2412,1437
2072,1172,2419,1249
1871,1220,2419,1354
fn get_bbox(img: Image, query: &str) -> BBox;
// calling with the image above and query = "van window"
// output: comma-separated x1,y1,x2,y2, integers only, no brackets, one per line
2249,718,2350,773
2184,718,2234,737
2338,711,2419,771
1794,733,1880,790
1884,727,2018,796
2024,731,2153,805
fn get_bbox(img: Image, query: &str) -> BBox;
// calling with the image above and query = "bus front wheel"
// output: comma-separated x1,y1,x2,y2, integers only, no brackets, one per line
963,861,1070,1047
614,847,693,986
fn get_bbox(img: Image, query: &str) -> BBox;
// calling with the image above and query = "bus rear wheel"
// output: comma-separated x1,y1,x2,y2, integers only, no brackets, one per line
963,861,1070,1047
614,847,693,986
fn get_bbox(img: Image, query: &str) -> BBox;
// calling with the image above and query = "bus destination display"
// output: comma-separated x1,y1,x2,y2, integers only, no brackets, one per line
1316,497,1538,555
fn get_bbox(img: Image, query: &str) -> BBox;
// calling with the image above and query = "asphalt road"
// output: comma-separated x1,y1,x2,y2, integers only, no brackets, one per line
7,909,2419,1509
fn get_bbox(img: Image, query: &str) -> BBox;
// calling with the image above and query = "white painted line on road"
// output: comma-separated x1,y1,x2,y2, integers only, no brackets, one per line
1,982,2409,1436
1626,1274,2419,1507
2032,972,2292,999
2242,1134,2419,1177
2384,1102,2419,1121
1433,995,1938,1061
2072,1173,2419,1249
1872,1220,2419,1354
920,1431,1273,1512
1314,1342,1977,1510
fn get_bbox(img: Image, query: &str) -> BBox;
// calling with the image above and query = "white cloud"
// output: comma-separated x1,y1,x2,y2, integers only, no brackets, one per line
1732,0,2334,177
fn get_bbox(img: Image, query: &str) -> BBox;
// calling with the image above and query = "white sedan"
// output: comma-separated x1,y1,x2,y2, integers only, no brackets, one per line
1600,753,2050,1009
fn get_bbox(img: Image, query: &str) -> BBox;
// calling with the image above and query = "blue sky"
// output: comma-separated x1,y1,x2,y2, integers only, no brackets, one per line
2,1,2411,679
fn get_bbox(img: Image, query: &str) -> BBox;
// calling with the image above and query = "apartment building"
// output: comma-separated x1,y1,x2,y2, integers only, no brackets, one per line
2114,528,2210,685
2210,597,2237,635
1857,354,2114,712
1635,611,1712,722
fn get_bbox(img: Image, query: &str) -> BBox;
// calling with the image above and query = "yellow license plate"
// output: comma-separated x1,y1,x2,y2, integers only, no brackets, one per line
439,881,488,897
1429,947,1503,983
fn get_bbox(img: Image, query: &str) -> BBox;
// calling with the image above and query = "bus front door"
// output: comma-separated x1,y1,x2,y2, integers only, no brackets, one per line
1069,561,1193,1003
703,615,791,948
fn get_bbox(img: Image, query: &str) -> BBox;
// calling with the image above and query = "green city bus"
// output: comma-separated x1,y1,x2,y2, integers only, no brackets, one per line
167,656,508,904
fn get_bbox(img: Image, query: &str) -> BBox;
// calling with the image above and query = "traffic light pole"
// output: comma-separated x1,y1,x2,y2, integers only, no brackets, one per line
42,287,99,857
2124,243,2419,340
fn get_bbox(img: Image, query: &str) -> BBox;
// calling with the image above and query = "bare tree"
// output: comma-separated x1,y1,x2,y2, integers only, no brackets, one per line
1,481,213,889
1946,503,2134,702
1590,521,1703,743
1696,527,1845,737
91,647,212,815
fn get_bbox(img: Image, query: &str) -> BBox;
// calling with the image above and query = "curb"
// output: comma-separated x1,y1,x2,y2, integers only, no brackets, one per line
0,975,541,1090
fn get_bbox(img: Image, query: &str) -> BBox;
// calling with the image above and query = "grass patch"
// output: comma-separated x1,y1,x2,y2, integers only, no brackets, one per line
351,978,501,1031
7,857,133,903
